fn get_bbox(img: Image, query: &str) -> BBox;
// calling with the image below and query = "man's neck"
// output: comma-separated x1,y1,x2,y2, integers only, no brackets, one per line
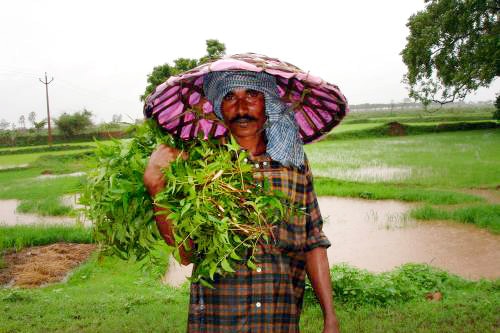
234,135,266,157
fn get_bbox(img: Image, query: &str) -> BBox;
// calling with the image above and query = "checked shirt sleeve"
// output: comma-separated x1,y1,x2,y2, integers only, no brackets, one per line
303,161,331,252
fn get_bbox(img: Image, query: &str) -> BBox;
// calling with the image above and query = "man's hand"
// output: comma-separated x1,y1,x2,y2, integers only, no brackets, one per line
144,144,192,265
144,144,187,196
305,247,341,333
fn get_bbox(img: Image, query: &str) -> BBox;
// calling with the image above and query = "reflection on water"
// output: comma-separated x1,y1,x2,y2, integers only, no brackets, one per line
319,197,500,280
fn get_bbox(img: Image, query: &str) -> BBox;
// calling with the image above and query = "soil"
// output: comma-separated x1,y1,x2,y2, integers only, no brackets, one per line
0,243,96,288
387,122,407,136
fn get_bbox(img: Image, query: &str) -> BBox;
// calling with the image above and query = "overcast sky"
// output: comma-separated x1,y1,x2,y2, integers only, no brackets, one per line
1,0,498,125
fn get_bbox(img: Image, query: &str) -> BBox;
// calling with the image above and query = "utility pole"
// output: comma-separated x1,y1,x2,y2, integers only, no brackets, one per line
39,72,54,146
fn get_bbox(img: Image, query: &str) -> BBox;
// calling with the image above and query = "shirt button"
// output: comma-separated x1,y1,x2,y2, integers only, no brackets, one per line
256,302,261,308
256,267,262,273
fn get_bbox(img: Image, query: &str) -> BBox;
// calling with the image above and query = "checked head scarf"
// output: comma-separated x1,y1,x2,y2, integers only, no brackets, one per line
203,71,305,168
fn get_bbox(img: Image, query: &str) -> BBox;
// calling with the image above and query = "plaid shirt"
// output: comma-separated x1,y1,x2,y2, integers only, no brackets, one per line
187,155,331,332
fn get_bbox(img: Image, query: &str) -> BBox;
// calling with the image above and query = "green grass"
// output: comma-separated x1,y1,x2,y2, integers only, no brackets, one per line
327,120,498,141
307,129,500,189
0,144,94,156
0,150,95,217
0,225,92,251
343,106,494,124
0,256,497,333
411,204,500,234
16,197,74,216
301,290,499,332
0,152,94,203
314,178,484,204
0,148,95,167
0,176,84,201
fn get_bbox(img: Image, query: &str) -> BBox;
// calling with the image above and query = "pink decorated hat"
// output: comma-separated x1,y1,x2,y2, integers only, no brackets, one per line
144,53,349,143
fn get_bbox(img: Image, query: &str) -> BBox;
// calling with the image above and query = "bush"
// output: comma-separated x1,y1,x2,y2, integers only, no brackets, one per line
55,109,93,137
304,263,468,307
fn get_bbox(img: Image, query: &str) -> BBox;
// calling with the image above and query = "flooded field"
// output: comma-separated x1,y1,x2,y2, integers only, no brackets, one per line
319,197,500,281
163,196,500,285
0,200,76,226
0,195,88,227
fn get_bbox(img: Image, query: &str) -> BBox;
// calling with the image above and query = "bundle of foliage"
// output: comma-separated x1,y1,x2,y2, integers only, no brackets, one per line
83,121,291,285
155,137,290,285
81,121,170,262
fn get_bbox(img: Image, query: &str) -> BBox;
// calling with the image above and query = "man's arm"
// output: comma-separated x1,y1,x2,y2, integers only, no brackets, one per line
305,247,340,333
144,144,191,265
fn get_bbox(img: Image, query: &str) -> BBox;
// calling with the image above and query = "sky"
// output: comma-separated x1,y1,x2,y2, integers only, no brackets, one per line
0,0,498,125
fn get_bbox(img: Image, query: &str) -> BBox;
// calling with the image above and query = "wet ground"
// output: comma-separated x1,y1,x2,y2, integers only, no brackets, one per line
0,195,89,227
0,199,76,226
319,197,500,281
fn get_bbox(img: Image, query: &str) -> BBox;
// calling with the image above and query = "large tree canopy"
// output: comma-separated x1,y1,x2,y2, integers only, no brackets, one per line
141,39,226,101
401,0,499,106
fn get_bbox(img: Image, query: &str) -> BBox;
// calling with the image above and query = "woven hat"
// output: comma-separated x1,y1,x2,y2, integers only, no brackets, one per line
144,53,349,143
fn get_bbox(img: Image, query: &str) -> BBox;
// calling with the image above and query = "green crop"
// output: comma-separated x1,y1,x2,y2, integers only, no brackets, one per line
83,121,293,286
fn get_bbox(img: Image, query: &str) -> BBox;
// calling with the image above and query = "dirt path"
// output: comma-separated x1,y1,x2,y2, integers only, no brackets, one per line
0,243,96,288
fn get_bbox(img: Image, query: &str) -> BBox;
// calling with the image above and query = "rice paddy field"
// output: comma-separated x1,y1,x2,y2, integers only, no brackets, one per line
0,106,499,332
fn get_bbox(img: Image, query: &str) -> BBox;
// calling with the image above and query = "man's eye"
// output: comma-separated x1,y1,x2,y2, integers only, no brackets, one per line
223,93,235,101
247,90,260,97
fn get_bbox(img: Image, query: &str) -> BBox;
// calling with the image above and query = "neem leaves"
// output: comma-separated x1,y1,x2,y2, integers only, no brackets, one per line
83,121,291,285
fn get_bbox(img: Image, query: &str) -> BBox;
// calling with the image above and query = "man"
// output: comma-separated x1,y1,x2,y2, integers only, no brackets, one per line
144,71,340,332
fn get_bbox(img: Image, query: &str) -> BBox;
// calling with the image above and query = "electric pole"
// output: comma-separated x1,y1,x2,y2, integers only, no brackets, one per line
39,72,54,146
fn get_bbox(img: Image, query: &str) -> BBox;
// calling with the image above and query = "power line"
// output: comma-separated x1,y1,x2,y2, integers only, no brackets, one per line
39,72,54,146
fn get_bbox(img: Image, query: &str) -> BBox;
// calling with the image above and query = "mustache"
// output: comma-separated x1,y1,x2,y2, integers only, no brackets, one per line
230,115,258,124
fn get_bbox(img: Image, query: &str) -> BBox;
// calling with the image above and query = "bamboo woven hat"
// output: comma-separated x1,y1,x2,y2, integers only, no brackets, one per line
144,53,349,143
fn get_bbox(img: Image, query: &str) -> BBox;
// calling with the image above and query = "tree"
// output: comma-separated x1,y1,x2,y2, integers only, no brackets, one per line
33,119,47,132
111,114,123,123
0,119,9,131
18,115,26,129
55,109,93,137
494,94,500,120
28,111,37,127
401,0,499,106
199,39,226,64
141,39,226,101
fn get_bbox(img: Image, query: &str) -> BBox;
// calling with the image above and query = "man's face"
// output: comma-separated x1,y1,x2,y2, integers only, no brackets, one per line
220,88,266,139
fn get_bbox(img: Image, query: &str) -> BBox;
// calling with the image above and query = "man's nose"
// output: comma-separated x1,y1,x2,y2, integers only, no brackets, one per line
235,97,249,114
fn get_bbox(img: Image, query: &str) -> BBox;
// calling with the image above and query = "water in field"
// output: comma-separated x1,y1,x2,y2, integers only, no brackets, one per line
0,195,88,227
318,197,500,281
0,199,75,226
162,196,500,285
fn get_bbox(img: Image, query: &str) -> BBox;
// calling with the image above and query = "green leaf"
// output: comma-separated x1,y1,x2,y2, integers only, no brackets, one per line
221,258,235,273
